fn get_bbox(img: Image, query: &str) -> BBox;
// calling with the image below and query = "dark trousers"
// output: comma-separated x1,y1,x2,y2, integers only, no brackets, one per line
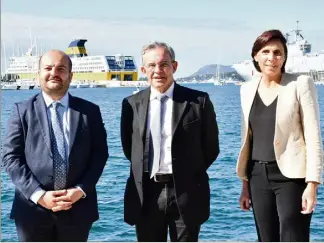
15,217,92,242
136,174,200,242
248,161,312,242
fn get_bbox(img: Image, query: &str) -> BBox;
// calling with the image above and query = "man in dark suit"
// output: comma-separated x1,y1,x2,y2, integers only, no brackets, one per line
2,50,109,241
121,41,219,241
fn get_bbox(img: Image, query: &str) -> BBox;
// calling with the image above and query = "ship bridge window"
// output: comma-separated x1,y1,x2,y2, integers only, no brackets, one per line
106,60,122,70
300,44,311,53
124,60,136,70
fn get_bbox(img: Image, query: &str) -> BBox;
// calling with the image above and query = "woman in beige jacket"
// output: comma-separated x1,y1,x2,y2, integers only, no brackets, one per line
237,29,323,242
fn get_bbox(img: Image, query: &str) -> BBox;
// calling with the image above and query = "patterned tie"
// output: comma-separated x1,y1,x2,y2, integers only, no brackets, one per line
50,102,67,190
149,95,168,178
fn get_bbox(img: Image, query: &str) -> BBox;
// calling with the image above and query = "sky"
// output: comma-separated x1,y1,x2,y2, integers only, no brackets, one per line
1,0,324,78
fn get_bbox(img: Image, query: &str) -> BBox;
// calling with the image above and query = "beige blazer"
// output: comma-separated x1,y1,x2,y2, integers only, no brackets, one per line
236,73,323,183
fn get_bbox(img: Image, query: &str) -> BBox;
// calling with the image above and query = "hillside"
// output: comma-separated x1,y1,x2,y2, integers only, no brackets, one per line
190,64,235,76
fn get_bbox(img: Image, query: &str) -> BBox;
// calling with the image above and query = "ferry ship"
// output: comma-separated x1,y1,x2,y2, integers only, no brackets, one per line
3,39,138,83
232,22,324,82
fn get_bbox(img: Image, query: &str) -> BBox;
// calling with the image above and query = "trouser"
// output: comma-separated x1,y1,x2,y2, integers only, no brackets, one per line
248,160,312,242
135,173,200,242
15,218,92,242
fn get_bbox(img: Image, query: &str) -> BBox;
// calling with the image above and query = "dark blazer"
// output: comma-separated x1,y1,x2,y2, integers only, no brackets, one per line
2,93,109,225
121,83,219,226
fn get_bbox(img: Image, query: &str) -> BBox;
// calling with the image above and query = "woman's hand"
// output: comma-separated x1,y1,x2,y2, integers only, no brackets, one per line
301,182,318,214
239,181,251,211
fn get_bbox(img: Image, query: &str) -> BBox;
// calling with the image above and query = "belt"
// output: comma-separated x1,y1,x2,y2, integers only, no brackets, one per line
154,174,173,183
254,160,276,164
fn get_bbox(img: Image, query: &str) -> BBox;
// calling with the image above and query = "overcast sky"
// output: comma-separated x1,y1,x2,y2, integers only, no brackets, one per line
2,0,324,78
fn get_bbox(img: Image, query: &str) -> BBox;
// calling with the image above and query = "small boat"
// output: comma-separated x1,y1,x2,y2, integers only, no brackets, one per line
214,79,224,86
133,87,140,94
90,82,106,88
77,83,90,88
16,79,36,89
71,81,90,88
1,82,20,90
315,81,324,86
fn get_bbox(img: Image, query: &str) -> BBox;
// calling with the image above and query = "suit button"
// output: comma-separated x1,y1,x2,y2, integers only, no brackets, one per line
275,140,280,146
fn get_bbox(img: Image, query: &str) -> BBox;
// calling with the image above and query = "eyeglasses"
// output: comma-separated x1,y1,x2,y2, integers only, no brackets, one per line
144,62,174,71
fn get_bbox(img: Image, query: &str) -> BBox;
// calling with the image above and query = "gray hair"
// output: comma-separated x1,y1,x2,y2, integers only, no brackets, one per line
141,41,176,64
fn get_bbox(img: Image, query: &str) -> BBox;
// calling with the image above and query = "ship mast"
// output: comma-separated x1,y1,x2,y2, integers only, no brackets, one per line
2,39,8,76
295,20,304,41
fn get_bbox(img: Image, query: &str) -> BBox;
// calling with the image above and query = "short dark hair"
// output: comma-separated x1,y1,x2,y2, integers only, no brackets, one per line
251,29,288,73
39,51,73,72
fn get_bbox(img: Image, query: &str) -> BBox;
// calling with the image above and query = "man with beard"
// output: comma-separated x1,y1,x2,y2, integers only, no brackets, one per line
2,50,109,241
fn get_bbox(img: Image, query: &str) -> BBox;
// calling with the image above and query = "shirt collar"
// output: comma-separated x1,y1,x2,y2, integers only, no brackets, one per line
150,82,175,101
42,91,69,108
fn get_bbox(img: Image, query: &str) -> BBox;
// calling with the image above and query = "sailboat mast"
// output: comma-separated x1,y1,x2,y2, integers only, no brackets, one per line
3,39,8,75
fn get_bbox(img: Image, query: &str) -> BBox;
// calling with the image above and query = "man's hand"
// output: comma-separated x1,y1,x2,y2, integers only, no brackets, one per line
52,187,84,212
38,190,72,212
301,182,318,214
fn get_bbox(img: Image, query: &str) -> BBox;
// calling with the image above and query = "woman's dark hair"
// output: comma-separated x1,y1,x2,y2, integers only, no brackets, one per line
251,29,288,73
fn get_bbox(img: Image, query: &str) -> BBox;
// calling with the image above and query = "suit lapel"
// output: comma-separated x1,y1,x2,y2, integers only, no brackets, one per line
136,88,150,143
135,84,187,139
276,73,289,108
68,94,81,156
172,84,188,136
274,73,288,135
34,94,52,155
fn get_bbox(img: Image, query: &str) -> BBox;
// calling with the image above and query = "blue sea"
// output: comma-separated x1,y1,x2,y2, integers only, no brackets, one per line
1,83,324,241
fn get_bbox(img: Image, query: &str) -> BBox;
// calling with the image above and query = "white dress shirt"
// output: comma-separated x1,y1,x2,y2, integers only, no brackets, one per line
43,91,70,155
146,82,174,174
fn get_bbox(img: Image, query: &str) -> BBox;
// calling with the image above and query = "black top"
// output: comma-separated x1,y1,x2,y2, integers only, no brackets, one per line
249,91,277,161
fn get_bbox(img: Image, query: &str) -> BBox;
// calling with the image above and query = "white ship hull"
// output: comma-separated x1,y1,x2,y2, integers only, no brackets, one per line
1,83,19,90
232,61,257,81
232,60,324,82
16,79,37,90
